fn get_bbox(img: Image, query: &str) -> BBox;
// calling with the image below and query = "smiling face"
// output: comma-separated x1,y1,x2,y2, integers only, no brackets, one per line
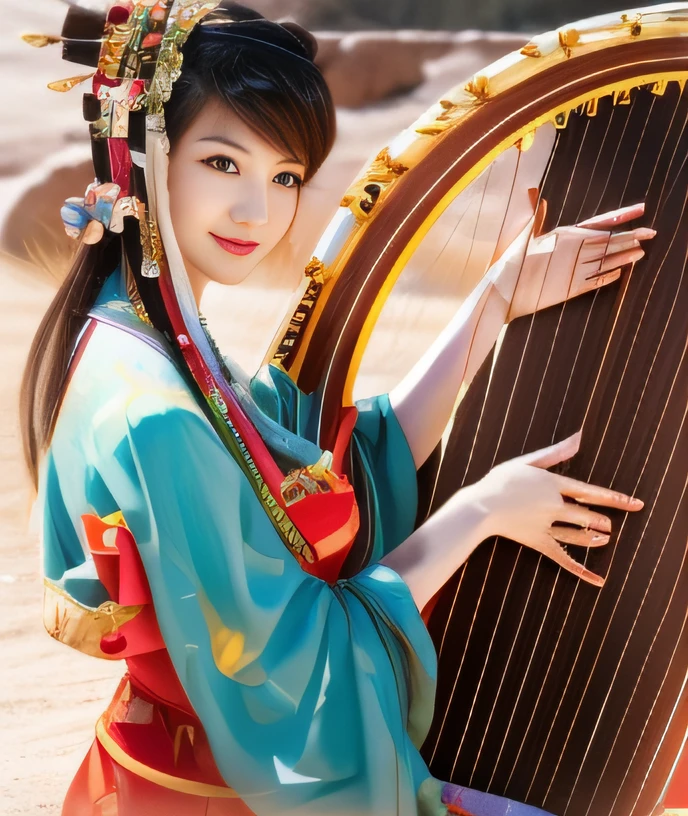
167,98,306,303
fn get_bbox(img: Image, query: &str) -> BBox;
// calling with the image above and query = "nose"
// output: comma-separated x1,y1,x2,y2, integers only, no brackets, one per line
228,176,269,228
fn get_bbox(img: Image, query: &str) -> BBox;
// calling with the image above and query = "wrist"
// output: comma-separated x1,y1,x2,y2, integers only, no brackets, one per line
446,480,494,544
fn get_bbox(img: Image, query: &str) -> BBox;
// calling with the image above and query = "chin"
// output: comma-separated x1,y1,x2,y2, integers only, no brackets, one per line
204,260,259,287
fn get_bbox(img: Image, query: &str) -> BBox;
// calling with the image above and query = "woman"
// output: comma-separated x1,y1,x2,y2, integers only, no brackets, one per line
21,2,649,814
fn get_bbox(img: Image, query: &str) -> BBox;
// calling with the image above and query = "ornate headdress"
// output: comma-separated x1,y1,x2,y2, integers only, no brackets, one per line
23,1,357,584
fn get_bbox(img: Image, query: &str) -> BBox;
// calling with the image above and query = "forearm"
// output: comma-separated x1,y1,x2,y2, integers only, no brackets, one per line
380,482,491,612
389,278,510,468
389,223,532,469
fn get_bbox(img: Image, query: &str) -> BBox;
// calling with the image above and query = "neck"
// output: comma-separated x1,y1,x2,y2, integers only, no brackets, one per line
184,260,209,309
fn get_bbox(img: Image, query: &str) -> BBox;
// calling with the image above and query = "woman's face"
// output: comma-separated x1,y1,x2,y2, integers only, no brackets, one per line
167,98,306,302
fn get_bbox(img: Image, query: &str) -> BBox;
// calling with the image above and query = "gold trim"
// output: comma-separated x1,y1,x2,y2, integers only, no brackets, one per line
96,716,240,798
340,69,688,404
304,256,327,284
264,5,688,376
43,579,142,659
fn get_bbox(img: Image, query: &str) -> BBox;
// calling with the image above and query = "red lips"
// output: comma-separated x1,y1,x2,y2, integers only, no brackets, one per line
210,233,259,256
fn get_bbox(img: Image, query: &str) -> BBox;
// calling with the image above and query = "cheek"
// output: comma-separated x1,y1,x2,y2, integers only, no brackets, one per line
168,162,215,250
266,189,299,247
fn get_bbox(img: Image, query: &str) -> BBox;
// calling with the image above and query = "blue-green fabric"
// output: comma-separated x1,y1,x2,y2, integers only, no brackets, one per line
38,274,443,815
39,271,555,816
250,365,418,564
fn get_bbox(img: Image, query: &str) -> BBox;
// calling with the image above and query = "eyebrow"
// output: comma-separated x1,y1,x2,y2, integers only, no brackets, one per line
197,135,304,166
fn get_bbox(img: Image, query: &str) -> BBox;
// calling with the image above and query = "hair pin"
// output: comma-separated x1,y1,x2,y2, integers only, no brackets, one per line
22,33,104,49
47,72,95,93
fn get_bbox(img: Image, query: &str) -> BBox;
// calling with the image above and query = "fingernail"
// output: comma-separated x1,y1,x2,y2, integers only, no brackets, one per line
591,533,610,544
635,228,656,239
631,497,644,509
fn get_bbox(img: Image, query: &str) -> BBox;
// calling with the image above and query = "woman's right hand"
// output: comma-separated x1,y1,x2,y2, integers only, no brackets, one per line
469,431,644,587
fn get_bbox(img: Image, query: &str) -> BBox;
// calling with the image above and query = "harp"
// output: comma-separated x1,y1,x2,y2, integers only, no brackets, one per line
266,4,688,815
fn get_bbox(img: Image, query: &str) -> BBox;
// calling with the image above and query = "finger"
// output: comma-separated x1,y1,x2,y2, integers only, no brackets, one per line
603,235,641,256
595,228,655,256
537,533,606,587
579,238,613,265
556,503,612,533
554,474,644,510
550,525,610,547
630,227,657,242
598,246,645,273
576,202,645,230
82,220,104,245
519,430,582,468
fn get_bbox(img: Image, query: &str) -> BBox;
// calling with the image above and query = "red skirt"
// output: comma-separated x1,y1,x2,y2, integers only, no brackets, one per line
62,738,255,816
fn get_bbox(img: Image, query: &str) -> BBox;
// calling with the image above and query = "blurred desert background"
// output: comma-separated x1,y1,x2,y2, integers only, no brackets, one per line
0,0,667,813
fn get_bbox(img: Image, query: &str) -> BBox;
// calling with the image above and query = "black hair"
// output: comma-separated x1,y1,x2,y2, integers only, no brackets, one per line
21,2,336,484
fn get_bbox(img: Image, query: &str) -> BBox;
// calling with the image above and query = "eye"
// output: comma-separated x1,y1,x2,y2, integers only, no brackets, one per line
273,171,302,189
203,156,239,174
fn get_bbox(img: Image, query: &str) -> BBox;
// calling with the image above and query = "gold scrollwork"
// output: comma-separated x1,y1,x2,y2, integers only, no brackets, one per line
304,256,327,284
44,579,142,659
340,148,409,218
559,27,581,58
520,42,542,58
464,73,490,102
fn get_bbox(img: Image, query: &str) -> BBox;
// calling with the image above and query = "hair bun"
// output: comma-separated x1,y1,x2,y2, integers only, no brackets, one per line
280,22,318,61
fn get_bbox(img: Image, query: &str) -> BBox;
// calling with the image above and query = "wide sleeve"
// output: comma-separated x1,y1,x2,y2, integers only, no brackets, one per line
86,387,441,815
251,364,419,562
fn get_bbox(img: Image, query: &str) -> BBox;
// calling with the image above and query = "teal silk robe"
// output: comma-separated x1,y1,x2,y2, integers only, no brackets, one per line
39,270,552,816
39,269,444,815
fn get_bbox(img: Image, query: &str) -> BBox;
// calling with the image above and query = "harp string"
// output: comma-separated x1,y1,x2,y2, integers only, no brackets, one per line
520,95,681,796
424,155,526,639
455,111,610,783
580,463,688,816
589,92,637,217
482,300,604,790
444,118,592,779
552,168,688,813
430,162,494,293
427,159,513,519
492,111,632,789
500,273,630,793
426,144,558,765
587,107,688,480
429,82,685,799
471,249,600,788
627,664,688,816
426,158,535,766
470,111,635,788
427,161,527,664
536,108,688,808
617,94,658,206
517,87,687,802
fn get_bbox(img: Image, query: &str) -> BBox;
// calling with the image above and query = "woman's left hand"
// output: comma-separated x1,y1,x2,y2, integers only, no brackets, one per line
495,200,656,322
